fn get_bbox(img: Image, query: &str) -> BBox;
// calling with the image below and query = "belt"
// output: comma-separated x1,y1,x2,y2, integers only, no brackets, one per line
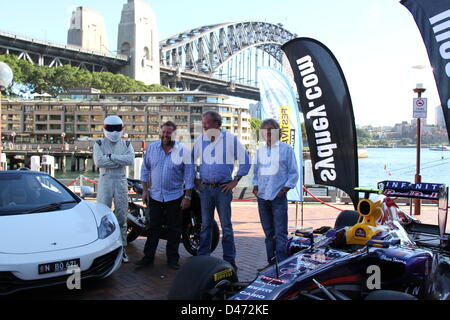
202,181,231,187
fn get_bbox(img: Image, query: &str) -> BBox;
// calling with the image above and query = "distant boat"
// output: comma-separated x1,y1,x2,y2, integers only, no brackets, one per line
429,145,450,151
358,149,368,158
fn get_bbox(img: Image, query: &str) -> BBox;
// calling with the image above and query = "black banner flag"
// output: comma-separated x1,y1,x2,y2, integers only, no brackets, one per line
402,0,450,141
282,38,359,207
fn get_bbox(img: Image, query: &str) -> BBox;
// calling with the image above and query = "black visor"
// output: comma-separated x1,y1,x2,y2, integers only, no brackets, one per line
104,124,123,132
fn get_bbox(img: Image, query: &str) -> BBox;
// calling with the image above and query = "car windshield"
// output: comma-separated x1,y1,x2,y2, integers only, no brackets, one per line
0,172,78,215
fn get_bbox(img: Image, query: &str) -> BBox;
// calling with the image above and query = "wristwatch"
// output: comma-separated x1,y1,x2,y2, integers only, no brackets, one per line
234,175,242,182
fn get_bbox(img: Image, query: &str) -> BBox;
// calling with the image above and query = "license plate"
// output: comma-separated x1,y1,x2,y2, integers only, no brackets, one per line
38,259,80,275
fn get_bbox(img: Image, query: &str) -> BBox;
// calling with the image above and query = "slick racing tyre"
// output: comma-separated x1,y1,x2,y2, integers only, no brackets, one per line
365,290,417,300
334,210,360,229
168,256,238,300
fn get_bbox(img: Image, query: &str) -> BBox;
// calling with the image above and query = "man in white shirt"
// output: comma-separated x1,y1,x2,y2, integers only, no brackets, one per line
252,119,299,267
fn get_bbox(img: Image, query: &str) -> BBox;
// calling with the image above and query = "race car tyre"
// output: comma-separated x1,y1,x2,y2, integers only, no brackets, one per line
182,220,220,256
168,256,238,300
364,290,417,300
334,210,360,229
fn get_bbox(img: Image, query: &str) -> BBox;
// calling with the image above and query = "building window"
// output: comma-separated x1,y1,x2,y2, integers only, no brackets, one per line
191,107,203,114
36,115,48,122
91,115,103,122
50,105,63,111
77,115,89,122
132,125,145,132
49,124,61,130
90,124,103,131
134,115,145,122
49,115,62,121
36,124,47,131
77,125,89,132
120,106,131,112
79,106,90,111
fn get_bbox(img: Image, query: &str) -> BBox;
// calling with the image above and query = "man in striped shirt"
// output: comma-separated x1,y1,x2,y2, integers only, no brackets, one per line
192,110,251,271
136,121,195,270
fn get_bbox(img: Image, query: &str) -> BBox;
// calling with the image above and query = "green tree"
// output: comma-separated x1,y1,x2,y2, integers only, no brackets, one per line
0,54,174,96
250,118,262,140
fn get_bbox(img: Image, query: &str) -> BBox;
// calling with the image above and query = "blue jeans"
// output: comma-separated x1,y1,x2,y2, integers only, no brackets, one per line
257,195,288,263
198,185,235,263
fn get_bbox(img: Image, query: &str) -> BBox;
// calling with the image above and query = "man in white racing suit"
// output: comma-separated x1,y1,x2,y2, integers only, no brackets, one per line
93,115,135,262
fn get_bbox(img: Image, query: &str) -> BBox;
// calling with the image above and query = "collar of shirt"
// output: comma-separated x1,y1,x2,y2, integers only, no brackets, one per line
265,140,280,148
203,129,224,144
157,140,180,153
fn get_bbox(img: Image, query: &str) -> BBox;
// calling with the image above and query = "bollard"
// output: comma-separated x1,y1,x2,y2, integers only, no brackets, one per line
0,153,6,171
41,155,55,177
30,156,41,172
304,160,315,185
134,158,143,180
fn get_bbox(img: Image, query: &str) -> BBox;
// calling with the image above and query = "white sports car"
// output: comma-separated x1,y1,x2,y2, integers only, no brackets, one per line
0,170,123,295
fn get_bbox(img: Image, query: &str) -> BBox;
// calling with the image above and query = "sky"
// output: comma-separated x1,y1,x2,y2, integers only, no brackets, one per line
0,0,441,126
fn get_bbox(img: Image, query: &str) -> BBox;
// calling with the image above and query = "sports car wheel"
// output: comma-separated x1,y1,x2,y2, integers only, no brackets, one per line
334,210,360,229
168,256,238,300
365,290,417,300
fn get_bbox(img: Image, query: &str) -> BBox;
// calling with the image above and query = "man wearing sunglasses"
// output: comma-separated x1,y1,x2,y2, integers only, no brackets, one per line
93,115,135,263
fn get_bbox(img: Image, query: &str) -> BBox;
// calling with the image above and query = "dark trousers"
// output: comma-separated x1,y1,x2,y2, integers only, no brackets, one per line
143,196,183,264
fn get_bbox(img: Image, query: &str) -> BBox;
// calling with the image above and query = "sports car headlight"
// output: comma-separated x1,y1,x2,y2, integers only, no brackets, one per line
98,214,116,239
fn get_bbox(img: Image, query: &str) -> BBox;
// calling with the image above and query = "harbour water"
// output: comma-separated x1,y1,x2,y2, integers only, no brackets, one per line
358,147,450,188
55,147,450,190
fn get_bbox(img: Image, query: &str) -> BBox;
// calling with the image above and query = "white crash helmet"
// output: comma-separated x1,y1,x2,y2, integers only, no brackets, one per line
103,115,124,143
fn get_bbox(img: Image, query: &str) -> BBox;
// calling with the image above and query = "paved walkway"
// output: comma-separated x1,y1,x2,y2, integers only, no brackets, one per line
3,202,441,300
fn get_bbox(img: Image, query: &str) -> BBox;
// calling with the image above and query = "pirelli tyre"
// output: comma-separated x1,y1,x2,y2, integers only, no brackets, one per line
168,256,238,300
334,210,360,229
364,290,417,300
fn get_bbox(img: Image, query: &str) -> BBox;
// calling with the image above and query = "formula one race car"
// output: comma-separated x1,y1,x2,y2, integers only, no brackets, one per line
168,180,450,300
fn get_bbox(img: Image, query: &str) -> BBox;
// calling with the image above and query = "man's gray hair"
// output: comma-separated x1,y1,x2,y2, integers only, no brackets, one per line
260,118,280,130
202,110,222,126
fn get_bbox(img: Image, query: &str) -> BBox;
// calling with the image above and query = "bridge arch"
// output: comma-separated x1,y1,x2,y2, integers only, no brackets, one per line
160,21,296,87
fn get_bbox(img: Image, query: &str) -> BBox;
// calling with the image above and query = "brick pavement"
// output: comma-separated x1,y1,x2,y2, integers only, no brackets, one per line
2,202,442,300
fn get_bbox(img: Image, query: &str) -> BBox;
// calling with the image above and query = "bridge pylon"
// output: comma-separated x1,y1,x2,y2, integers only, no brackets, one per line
117,0,160,85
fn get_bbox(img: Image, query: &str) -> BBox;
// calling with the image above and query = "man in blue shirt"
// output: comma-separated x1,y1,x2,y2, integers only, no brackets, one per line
253,119,299,267
192,110,250,271
136,121,195,269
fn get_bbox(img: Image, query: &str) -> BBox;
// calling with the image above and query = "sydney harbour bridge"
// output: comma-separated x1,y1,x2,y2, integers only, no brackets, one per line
0,21,295,100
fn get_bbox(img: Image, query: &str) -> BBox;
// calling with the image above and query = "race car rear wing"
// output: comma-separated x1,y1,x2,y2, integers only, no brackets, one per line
377,180,448,244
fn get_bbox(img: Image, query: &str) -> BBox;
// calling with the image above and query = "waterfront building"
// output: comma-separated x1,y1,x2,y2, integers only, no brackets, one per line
0,90,252,152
